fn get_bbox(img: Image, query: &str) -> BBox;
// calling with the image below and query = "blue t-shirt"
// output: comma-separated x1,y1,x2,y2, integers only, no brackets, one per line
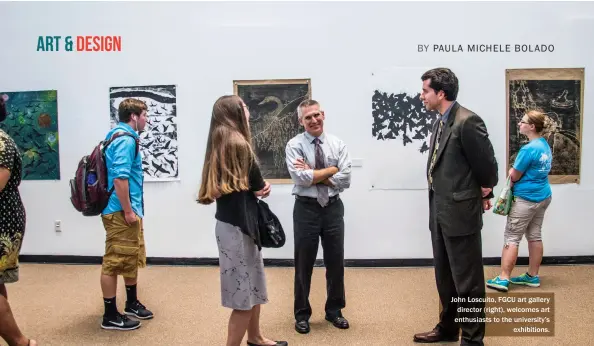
102,123,144,218
512,137,552,203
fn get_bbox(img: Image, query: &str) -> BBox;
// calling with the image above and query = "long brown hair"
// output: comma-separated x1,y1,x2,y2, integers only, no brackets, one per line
0,94,8,122
197,95,256,204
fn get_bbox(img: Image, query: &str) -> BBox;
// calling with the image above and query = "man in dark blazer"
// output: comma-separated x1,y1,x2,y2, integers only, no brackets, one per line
413,68,498,346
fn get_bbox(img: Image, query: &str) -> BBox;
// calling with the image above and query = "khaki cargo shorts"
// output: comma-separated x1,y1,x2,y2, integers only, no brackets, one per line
101,211,146,278
504,196,552,246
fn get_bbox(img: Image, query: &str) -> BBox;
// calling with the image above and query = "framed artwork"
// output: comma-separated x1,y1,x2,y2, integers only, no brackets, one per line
0,89,60,180
234,79,311,184
506,68,584,184
109,84,179,182
369,67,440,190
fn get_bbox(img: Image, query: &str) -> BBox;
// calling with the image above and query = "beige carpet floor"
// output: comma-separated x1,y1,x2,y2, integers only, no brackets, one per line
2,263,592,345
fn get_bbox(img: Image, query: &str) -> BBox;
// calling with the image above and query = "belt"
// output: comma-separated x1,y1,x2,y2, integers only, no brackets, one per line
295,194,340,206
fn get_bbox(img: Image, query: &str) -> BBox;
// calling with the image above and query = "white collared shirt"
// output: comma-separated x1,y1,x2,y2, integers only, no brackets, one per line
285,131,352,198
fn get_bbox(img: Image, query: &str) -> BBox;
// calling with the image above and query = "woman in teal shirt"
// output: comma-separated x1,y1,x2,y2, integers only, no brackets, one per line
487,110,553,292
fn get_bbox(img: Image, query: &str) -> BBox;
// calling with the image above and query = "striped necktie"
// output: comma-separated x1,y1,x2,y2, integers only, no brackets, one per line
314,137,329,207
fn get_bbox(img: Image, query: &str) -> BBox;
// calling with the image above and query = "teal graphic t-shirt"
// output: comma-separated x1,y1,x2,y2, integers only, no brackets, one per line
512,137,552,203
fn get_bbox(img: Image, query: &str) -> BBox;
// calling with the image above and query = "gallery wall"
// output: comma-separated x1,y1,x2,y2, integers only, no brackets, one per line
0,1,593,262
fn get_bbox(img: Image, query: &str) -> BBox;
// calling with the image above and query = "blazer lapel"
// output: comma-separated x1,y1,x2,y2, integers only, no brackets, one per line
433,102,458,169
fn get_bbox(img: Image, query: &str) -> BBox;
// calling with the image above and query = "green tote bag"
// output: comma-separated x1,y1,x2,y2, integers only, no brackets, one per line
493,176,513,216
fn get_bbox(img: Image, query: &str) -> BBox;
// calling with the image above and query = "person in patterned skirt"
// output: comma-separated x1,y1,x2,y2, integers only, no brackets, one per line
197,95,287,346
0,94,37,345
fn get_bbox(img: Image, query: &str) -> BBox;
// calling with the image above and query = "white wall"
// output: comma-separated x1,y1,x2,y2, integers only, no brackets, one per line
1,1,593,261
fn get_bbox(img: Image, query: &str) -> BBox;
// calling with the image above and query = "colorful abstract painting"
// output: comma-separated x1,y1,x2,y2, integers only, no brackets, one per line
0,90,60,180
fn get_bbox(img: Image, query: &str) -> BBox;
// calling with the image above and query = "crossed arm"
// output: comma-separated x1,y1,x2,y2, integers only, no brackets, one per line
285,140,352,190
327,142,352,190
249,161,271,198
508,168,522,187
460,114,499,200
508,147,532,186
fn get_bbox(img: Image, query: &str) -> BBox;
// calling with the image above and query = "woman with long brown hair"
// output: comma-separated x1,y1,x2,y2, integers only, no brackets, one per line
198,95,287,346
0,94,37,345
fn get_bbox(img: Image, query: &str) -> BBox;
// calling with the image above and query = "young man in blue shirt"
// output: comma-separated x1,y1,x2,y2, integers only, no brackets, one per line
100,98,153,331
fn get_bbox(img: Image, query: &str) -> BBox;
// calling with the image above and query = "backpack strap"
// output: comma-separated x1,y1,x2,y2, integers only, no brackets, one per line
102,131,141,209
104,131,139,158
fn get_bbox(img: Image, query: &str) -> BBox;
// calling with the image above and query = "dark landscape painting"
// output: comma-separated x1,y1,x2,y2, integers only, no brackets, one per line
109,85,178,181
0,89,60,180
507,68,584,184
234,79,310,183
372,89,439,154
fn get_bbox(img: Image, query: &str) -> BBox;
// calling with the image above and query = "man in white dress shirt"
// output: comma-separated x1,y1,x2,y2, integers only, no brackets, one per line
285,99,352,334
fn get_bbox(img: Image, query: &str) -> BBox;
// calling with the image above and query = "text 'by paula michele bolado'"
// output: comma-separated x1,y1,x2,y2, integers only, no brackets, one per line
418,44,555,53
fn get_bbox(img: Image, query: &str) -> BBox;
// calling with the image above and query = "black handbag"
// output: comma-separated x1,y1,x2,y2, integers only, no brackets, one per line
256,198,285,248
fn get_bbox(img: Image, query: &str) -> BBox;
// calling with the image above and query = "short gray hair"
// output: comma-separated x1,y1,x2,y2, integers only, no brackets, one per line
297,99,320,120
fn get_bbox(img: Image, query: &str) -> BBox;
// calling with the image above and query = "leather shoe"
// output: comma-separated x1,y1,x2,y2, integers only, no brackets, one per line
247,342,288,346
325,315,349,329
295,320,310,334
413,327,459,343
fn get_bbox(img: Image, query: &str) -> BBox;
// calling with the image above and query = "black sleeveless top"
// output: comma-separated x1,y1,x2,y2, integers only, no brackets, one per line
215,162,266,249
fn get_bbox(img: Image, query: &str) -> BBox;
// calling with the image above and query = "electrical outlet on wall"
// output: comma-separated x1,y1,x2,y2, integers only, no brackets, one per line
54,220,62,232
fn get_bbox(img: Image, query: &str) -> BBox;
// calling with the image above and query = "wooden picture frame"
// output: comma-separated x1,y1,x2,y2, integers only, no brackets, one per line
233,78,311,184
506,68,585,184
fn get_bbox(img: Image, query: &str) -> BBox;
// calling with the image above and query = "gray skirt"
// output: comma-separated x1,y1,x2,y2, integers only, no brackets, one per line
215,220,268,310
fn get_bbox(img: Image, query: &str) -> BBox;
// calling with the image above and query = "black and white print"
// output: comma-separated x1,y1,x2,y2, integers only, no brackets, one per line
506,68,584,184
372,89,439,154
109,85,179,181
234,79,310,183
368,68,439,190
509,79,581,178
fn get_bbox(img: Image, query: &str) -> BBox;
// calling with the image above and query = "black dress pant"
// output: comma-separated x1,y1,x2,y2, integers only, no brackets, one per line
293,196,345,322
430,191,486,346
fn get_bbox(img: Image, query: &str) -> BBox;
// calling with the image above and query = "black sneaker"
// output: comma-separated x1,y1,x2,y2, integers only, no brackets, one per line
124,300,154,320
101,313,141,331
